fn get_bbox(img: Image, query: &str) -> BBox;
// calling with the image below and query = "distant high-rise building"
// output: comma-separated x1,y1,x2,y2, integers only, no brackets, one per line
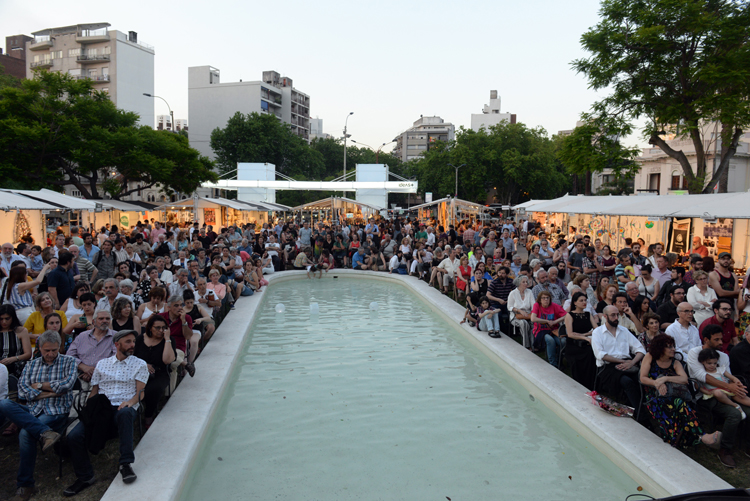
188,66,311,159
175,119,188,132
309,117,330,140
1,35,32,79
393,116,455,163
470,90,515,132
25,23,154,126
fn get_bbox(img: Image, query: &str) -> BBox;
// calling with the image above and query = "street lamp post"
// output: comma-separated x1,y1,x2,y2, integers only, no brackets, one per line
376,139,397,164
447,163,466,198
143,93,174,132
343,112,354,192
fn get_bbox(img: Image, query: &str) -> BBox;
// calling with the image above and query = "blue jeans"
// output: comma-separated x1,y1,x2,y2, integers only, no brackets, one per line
545,334,566,368
479,313,500,332
0,399,68,488
68,405,137,480
240,285,254,296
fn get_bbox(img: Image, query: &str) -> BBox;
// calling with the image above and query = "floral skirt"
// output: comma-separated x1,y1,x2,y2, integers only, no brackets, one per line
646,396,703,448
739,311,750,336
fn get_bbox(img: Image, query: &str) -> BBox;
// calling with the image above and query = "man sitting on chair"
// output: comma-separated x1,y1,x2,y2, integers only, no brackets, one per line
64,330,148,496
0,330,77,500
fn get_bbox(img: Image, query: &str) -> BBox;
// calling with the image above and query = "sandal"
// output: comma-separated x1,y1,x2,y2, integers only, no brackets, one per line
702,431,722,449
185,362,196,377
2,422,19,436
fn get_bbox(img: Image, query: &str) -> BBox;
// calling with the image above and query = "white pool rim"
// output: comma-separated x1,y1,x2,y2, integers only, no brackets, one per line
101,270,732,500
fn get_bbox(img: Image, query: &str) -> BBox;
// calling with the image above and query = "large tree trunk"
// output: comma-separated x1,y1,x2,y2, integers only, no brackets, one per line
704,126,743,194
649,133,698,192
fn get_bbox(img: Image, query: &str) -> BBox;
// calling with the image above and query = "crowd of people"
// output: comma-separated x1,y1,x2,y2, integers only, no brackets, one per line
0,215,749,498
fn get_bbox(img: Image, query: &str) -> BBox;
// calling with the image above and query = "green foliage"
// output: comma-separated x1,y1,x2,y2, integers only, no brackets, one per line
573,0,750,193
0,70,216,199
557,113,640,183
595,175,635,196
0,63,21,90
409,122,570,205
210,112,324,180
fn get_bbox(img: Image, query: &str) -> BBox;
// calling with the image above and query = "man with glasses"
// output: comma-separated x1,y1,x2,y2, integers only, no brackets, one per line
665,302,701,359
700,298,740,353
657,284,686,330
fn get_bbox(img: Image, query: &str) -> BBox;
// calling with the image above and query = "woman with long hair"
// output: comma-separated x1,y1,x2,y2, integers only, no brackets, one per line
2,263,50,323
637,311,662,353
346,234,361,268
134,315,176,428
64,292,98,341
595,276,611,302
596,284,619,314
639,333,719,448
137,265,162,304
23,292,67,348
564,291,598,390
60,282,90,320
137,286,167,323
112,296,141,333
636,263,660,301
633,295,652,324
455,256,472,298
0,304,32,377
600,245,616,277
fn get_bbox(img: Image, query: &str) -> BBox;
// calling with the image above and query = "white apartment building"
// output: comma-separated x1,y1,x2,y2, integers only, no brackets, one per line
157,114,172,131
175,119,188,132
188,66,311,160
633,130,750,195
393,116,455,163
26,23,154,127
309,118,330,140
471,90,515,132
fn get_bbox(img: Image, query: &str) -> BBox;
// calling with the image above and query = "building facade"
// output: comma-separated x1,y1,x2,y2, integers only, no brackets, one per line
633,131,750,195
26,23,154,127
470,90,515,132
1,35,31,79
309,118,331,140
393,116,455,163
188,66,310,160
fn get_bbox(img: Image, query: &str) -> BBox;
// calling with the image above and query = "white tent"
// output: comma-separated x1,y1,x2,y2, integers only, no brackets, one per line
0,193,59,245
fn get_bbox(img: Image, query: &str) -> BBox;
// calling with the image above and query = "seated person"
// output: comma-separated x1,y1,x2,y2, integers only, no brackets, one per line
699,348,750,418
159,295,200,383
351,247,375,271
531,290,567,367
134,315,176,428
592,305,646,410
65,309,116,387
0,330,76,500
476,296,502,338
184,291,216,345
64,330,149,495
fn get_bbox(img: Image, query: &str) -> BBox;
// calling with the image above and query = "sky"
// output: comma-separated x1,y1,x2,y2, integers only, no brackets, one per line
0,0,648,152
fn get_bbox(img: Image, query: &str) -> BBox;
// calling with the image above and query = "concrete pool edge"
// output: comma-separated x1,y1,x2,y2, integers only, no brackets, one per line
102,270,731,500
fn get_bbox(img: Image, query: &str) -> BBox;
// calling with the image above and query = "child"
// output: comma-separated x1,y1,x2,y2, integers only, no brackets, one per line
476,296,501,338
318,249,334,273
699,348,750,419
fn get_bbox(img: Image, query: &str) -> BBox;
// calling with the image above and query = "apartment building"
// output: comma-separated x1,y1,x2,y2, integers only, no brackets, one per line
470,90,515,132
310,118,331,140
188,66,311,159
393,116,455,163
26,23,154,126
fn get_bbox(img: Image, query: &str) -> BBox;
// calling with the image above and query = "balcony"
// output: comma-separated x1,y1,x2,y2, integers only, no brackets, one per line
29,38,53,51
75,74,110,83
76,29,110,44
77,54,110,63
30,60,53,69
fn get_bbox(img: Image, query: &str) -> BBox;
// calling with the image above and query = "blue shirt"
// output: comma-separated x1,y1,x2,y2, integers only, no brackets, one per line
352,252,366,269
19,354,77,417
79,245,100,262
29,254,45,272
47,266,76,305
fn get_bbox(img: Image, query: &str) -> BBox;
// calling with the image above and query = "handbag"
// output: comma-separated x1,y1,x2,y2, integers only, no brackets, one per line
514,311,531,321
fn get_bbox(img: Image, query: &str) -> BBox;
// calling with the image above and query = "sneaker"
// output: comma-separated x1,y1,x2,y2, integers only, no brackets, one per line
11,486,38,501
120,463,137,484
718,448,736,468
737,405,747,420
40,430,61,453
63,477,96,497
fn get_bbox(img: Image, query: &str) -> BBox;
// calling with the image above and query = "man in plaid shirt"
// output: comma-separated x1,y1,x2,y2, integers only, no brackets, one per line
0,330,77,500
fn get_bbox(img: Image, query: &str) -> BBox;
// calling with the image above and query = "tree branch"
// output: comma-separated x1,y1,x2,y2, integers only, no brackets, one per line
703,127,744,193
648,133,696,183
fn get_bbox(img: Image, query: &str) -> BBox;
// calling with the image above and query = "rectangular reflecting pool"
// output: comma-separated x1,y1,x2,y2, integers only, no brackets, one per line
178,277,647,500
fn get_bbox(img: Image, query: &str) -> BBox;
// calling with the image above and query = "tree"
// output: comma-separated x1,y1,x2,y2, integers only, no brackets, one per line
0,70,217,198
210,112,324,180
557,114,640,194
573,0,750,193
0,63,20,90
411,122,570,205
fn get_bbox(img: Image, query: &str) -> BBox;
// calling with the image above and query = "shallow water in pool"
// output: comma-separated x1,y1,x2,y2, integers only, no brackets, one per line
178,277,646,500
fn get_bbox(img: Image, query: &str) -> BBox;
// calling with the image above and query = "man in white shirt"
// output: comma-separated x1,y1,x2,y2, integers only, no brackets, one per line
1,242,23,275
687,324,749,468
265,235,282,271
426,227,436,247
437,249,460,294
665,302,701,359
65,330,148,495
95,279,134,312
173,250,190,270
591,305,646,409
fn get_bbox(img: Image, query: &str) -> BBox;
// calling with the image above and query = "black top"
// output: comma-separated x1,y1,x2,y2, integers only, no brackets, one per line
595,300,611,314
113,317,135,332
568,311,591,335
134,335,175,375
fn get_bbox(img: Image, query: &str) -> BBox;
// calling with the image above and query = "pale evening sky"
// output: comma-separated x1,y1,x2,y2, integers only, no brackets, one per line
0,0,648,153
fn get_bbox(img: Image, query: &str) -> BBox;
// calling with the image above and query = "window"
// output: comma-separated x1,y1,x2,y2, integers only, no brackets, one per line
101,87,109,93
88,69,97,77
71,190,81,197
68,68,82,77
50,50,63,59
671,175,681,190
68,48,81,57
103,46,111,55
102,67,109,77
649,173,661,192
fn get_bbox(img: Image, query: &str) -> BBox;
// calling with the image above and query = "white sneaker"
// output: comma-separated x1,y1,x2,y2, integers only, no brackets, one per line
736,405,746,420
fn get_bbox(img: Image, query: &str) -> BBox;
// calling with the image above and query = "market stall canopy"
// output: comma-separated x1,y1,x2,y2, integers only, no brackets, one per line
0,192,59,211
4,189,98,210
409,197,488,211
290,197,383,212
512,199,548,210
89,199,150,212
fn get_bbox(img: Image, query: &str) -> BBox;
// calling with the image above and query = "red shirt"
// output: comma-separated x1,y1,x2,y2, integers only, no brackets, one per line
699,316,736,352
159,311,192,353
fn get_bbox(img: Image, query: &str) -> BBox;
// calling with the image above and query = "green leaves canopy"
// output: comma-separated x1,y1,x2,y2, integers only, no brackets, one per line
0,70,217,199
573,0,750,193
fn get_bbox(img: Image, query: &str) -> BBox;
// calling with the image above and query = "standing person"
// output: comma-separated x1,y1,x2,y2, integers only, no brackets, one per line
709,252,740,301
68,245,98,285
651,255,671,289
592,305,647,410
564,291,599,389
47,251,77,309
1,242,23,275
64,330,149,495
0,330,77,500
738,282,750,335
3,263,50,324
93,240,117,280
614,251,635,293
691,237,710,258
683,255,704,287
581,246,603,287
